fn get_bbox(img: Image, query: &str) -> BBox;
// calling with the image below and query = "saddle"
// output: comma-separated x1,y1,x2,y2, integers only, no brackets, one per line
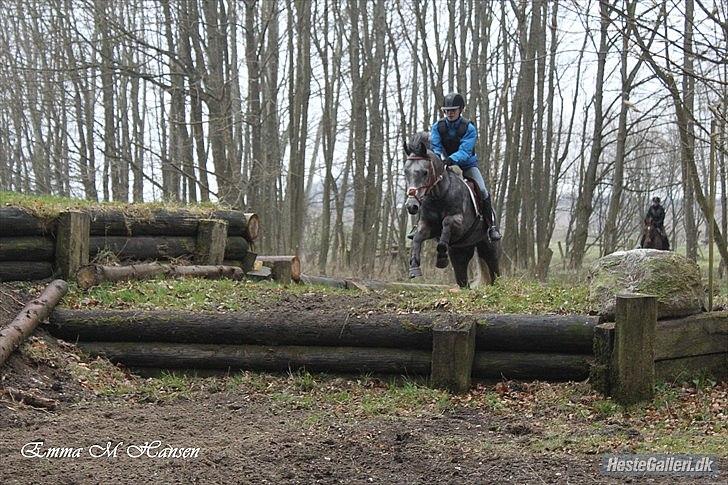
462,177,483,218
445,165,482,217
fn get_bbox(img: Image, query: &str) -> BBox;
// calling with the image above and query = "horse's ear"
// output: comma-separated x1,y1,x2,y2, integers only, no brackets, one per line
417,142,427,158
403,137,411,156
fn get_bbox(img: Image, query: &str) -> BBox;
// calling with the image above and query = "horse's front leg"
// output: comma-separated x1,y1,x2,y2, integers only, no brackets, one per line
436,214,459,268
409,224,431,278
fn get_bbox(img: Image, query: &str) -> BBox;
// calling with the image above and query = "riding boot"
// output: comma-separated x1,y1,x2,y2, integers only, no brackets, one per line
482,196,501,241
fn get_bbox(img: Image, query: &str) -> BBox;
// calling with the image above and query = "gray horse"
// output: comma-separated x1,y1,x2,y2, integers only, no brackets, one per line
403,132,500,287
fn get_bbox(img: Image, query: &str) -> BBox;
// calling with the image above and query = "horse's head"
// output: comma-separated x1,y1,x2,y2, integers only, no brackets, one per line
403,132,444,215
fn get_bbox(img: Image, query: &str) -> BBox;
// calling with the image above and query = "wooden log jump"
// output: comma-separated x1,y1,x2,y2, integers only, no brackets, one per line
47,308,598,354
75,342,591,381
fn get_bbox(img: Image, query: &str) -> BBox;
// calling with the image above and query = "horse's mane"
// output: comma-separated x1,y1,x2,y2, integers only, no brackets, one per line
405,132,435,159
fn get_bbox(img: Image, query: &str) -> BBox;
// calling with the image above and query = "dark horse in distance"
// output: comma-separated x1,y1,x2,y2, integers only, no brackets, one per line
640,217,670,250
403,132,500,287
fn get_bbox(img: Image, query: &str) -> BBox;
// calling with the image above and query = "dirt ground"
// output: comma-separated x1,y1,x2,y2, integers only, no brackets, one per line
0,281,725,484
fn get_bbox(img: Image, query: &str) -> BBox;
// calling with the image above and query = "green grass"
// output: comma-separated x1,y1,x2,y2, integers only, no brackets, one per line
0,190,231,220
63,275,592,314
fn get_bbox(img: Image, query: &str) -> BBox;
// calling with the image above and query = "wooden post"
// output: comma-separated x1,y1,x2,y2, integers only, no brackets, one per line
196,219,228,265
431,315,476,393
55,211,89,280
590,322,615,395
613,293,657,404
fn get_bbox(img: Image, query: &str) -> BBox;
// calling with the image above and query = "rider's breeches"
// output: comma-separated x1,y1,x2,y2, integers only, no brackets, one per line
463,166,490,201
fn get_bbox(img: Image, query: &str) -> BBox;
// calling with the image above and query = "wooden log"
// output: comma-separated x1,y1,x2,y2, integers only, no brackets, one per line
472,352,592,381
300,274,348,289
243,213,259,241
655,354,727,381
76,342,591,380
48,308,434,349
431,315,476,393
55,211,90,279
76,262,167,289
654,311,728,360
257,256,301,282
0,207,55,236
77,342,432,375
0,279,68,367
89,236,196,260
0,262,54,281
195,219,228,265
612,294,657,404
474,314,600,354
224,236,250,260
47,309,597,354
76,263,245,289
87,208,256,239
0,237,55,261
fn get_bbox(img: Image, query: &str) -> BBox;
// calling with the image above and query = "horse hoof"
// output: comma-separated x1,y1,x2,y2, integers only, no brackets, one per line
436,256,449,269
409,267,422,278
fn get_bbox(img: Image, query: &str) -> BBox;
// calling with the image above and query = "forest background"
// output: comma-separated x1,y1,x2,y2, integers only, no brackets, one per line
0,0,726,281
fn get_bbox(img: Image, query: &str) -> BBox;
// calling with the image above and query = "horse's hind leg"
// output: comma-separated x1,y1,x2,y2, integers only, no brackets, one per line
449,246,475,288
476,240,500,285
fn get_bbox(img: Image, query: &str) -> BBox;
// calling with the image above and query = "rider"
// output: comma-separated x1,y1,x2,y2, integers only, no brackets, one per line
431,92,500,241
647,196,666,235
642,196,670,249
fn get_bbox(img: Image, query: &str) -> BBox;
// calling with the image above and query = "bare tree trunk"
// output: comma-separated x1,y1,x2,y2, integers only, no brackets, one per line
569,0,609,269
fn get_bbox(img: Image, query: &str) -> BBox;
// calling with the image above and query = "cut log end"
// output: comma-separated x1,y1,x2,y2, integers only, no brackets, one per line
243,213,259,241
76,265,101,290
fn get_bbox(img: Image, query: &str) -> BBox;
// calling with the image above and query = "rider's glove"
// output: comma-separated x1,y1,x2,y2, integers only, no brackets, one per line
445,157,455,166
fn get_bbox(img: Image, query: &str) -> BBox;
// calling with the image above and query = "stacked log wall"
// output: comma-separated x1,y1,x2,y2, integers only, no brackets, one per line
0,206,258,280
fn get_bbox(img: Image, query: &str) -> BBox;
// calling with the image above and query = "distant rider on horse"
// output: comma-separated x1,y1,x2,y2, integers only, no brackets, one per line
647,197,666,235
642,196,670,249
409,92,501,242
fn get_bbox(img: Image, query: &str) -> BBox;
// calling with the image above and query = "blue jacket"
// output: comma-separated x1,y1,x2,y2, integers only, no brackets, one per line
430,117,479,170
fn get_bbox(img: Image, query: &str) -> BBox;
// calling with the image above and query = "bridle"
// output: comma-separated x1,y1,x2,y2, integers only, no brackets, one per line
405,154,445,204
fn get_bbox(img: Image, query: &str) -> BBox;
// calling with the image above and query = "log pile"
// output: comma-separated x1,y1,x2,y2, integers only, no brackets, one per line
0,206,259,280
0,207,56,281
48,309,598,380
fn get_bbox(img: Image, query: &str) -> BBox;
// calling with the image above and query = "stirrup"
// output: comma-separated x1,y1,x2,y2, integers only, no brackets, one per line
488,226,502,241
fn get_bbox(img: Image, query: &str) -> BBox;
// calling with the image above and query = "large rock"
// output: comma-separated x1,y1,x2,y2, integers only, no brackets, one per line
588,249,705,320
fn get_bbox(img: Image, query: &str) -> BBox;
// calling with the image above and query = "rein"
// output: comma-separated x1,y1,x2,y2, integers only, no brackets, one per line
405,154,445,203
